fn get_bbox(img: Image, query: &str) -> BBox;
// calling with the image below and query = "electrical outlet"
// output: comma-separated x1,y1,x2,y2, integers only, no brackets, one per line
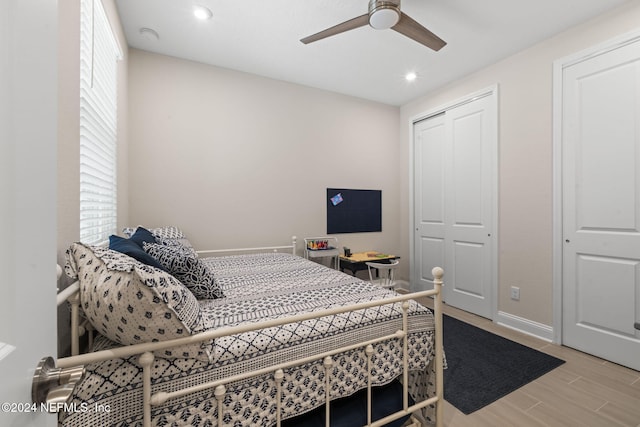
510,286,520,301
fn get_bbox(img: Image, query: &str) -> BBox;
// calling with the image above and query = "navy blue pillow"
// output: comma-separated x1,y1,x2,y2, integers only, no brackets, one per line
129,226,157,248
109,235,166,271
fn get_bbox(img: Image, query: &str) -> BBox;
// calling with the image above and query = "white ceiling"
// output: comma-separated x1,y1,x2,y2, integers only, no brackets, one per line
114,0,630,106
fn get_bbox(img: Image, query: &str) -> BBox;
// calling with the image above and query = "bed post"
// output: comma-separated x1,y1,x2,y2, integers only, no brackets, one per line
139,352,155,427
274,369,284,426
57,279,82,357
291,235,297,255
215,385,226,427
323,356,333,427
432,267,444,427
69,292,81,356
365,344,374,425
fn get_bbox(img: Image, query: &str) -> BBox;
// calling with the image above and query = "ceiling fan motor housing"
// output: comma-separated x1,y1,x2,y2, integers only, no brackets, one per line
368,0,401,29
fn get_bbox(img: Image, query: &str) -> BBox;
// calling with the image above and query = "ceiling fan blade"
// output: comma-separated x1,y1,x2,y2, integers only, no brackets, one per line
392,12,446,51
301,14,370,44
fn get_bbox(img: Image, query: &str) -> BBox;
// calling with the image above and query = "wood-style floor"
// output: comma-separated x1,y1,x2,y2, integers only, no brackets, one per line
416,298,640,427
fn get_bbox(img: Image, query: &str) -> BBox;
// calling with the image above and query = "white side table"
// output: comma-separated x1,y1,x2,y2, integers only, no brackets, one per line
304,237,339,269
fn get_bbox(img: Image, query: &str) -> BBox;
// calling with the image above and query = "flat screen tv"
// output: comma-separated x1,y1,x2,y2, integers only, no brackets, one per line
326,188,381,234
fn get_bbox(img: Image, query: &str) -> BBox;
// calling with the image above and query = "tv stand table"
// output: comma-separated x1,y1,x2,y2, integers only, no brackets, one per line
339,251,399,276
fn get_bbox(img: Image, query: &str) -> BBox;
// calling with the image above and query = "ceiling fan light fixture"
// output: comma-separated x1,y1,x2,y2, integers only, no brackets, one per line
369,7,400,30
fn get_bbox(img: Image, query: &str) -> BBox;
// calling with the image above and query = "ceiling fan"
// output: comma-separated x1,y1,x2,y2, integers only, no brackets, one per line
300,0,446,51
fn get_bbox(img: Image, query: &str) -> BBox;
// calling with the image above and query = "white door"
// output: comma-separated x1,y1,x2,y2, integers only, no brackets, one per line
561,36,640,371
0,1,58,425
414,91,497,319
414,112,447,291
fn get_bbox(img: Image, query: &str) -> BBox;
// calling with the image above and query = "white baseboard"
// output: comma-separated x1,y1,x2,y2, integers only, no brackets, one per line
495,311,554,342
394,280,410,292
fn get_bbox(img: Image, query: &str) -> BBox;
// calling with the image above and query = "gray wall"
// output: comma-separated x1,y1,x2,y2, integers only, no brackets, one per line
127,49,402,270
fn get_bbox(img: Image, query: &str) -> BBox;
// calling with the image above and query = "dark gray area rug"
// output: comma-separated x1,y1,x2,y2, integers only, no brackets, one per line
443,314,565,414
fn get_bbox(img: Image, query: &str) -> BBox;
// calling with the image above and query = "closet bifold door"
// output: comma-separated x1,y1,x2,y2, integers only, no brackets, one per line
413,89,497,320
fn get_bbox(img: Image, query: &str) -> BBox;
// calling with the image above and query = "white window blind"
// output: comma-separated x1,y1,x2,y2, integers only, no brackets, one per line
79,0,122,245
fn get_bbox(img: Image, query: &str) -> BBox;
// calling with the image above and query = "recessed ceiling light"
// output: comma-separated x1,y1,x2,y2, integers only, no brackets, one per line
405,72,417,82
193,5,213,20
139,27,159,41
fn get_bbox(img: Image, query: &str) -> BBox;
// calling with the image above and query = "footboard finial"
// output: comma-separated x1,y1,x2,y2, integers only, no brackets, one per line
432,267,444,281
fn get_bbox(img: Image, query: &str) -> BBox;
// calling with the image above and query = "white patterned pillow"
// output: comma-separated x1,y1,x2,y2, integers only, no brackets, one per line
155,236,198,257
150,225,185,239
65,243,213,361
150,226,196,254
143,242,224,300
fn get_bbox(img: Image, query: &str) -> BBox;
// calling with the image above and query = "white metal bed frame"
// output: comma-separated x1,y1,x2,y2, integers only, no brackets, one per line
51,239,444,427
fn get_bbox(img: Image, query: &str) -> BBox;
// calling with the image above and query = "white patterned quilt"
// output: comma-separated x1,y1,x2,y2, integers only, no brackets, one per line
61,253,436,427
